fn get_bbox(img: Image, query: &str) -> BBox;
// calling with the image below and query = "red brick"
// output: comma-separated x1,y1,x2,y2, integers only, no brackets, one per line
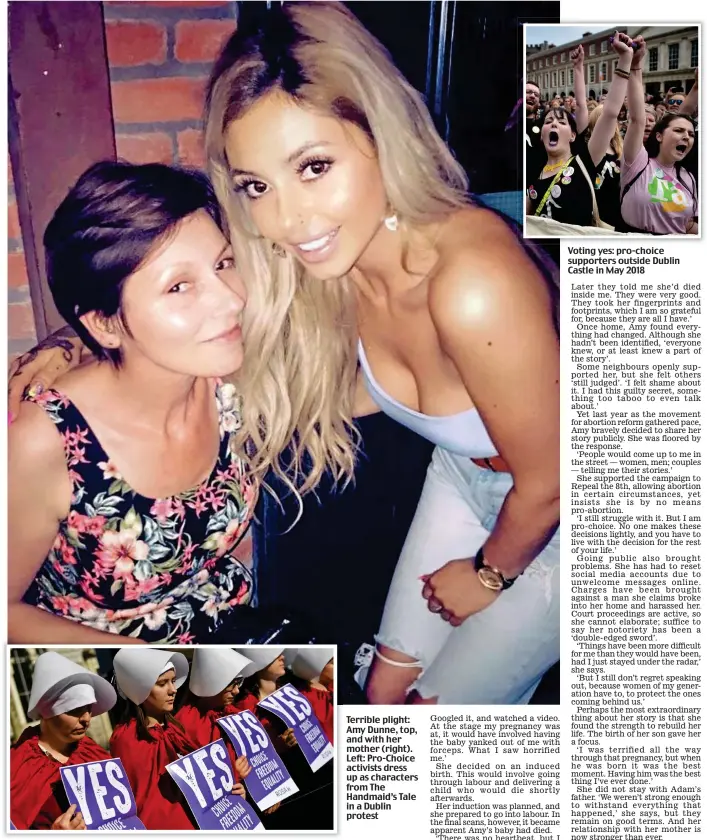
8,200,21,240
112,77,205,123
9,301,37,342
8,253,29,289
116,132,174,164
106,21,167,67
175,20,235,63
177,128,205,168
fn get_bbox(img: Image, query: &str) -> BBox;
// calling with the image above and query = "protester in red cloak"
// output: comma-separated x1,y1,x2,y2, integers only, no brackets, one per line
288,650,335,745
233,648,299,754
175,647,252,787
10,651,117,830
110,648,207,830
235,648,335,831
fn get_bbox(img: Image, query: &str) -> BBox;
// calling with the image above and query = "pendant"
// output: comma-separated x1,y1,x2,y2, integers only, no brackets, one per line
551,185,562,198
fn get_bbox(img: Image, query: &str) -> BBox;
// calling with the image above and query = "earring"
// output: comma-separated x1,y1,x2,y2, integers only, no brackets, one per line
272,243,287,258
384,213,399,232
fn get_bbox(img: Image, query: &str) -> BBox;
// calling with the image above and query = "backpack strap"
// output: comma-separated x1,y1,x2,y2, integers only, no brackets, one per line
620,162,650,204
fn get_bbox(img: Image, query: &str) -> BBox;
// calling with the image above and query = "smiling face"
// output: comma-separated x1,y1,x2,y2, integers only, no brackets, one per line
224,91,390,281
525,83,540,115
143,667,179,718
43,705,93,746
656,117,695,163
92,211,246,378
541,108,575,157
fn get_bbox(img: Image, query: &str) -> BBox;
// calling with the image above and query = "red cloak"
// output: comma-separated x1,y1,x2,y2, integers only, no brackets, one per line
175,699,245,780
109,717,201,830
300,685,335,745
10,726,110,830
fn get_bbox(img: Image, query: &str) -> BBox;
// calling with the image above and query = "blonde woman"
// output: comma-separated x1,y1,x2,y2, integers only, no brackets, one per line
586,105,624,229
204,2,559,705
11,3,559,704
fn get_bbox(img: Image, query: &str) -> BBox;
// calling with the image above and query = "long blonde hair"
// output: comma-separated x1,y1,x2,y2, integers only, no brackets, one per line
205,2,469,497
587,104,623,158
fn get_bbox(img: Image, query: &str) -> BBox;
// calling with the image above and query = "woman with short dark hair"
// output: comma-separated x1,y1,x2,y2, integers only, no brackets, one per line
8,161,257,644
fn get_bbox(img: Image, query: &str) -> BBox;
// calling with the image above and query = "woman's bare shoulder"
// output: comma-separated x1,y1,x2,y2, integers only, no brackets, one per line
429,206,547,328
9,398,67,479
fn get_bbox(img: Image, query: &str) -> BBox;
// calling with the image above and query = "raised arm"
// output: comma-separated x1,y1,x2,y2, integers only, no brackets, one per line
8,404,142,645
623,37,647,167
587,32,634,166
679,68,699,116
570,45,588,133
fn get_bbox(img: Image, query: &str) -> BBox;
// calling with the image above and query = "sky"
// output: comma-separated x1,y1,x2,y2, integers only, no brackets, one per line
526,26,597,47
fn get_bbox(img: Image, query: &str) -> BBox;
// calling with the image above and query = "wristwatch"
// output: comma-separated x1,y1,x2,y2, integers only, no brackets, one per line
473,546,517,591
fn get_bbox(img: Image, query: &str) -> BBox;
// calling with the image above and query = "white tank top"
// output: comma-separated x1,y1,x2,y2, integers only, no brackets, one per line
358,341,498,459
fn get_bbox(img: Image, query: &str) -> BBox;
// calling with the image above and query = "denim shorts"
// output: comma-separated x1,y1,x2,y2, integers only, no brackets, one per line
375,446,560,704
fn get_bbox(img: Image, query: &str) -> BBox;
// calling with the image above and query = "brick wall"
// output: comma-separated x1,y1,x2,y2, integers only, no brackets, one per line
7,0,238,358
8,161,35,359
105,0,238,168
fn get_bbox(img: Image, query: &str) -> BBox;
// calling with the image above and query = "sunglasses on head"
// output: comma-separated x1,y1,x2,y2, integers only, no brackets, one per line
667,99,684,106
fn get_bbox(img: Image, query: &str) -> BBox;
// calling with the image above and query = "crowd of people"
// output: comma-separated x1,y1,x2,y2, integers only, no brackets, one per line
526,33,698,234
9,2,560,707
10,647,334,830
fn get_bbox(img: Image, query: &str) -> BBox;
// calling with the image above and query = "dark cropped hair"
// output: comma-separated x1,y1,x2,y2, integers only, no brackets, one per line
44,160,223,366
645,114,697,202
543,106,577,135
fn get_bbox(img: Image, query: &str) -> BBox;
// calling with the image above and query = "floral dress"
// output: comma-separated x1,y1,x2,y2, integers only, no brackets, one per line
23,383,258,643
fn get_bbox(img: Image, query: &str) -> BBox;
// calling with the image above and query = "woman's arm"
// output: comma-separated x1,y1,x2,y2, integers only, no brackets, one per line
424,210,559,623
679,69,698,116
623,37,648,167
8,326,88,417
587,32,634,165
570,46,588,133
8,404,143,645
